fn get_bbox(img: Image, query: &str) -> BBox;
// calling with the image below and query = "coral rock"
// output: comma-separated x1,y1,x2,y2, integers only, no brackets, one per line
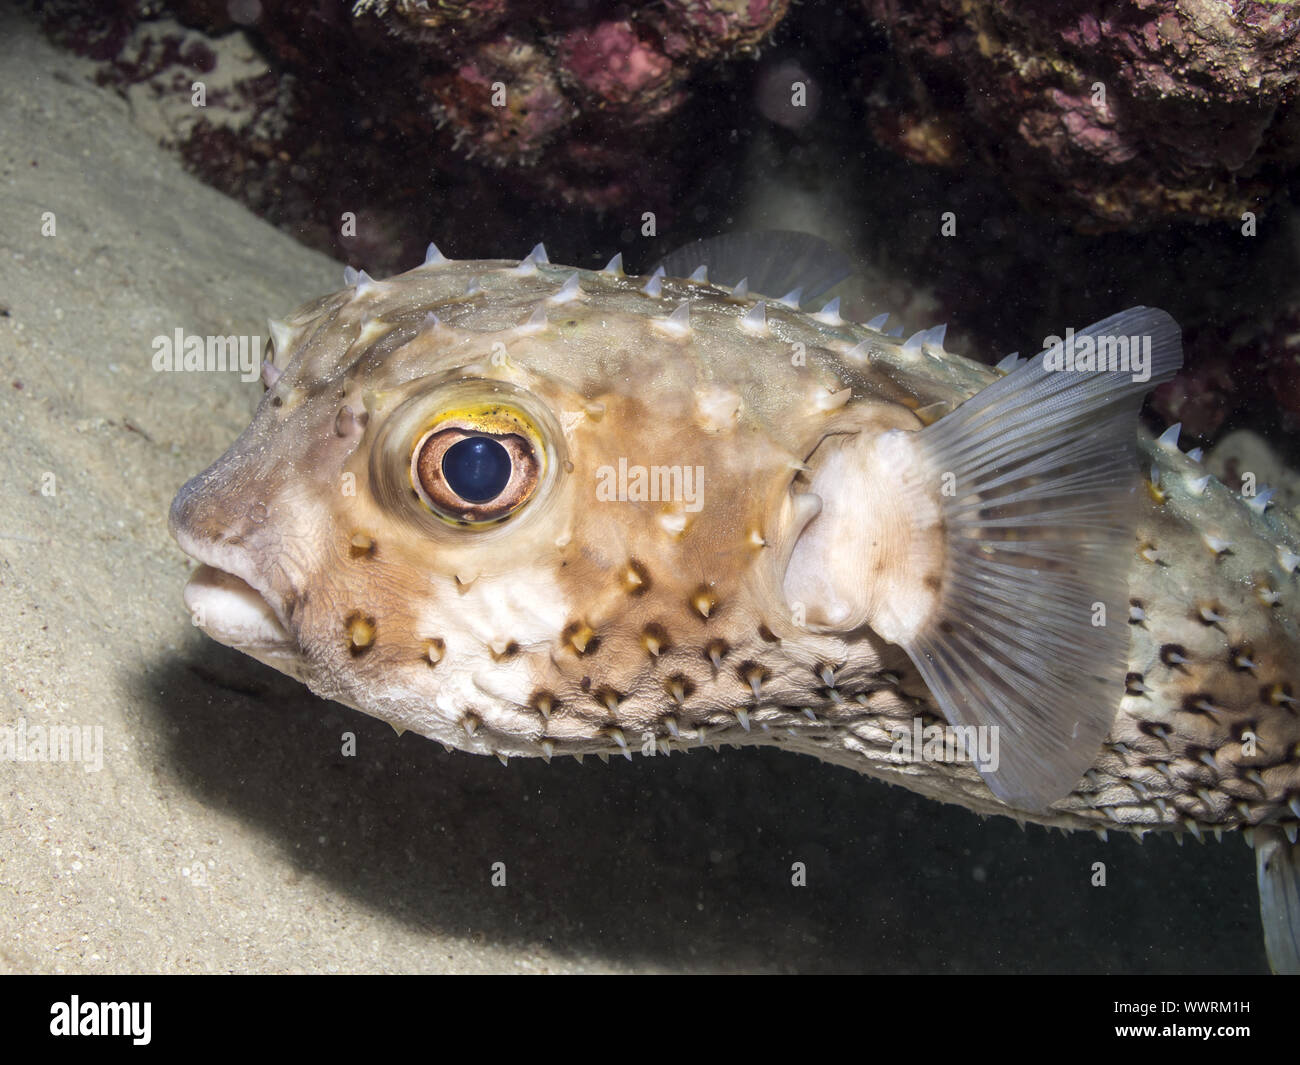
862,0,1300,229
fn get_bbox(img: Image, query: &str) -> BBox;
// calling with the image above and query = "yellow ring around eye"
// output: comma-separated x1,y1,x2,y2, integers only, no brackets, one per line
408,403,547,526
368,377,566,541
415,403,546,470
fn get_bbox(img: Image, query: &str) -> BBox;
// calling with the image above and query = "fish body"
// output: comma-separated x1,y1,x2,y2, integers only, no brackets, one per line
170,243,1300,967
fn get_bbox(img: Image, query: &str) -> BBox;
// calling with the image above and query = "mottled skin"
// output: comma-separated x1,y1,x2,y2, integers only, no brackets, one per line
170,253,1300,846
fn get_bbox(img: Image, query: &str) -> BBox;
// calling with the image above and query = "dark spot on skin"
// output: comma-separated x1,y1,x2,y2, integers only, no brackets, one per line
223,536,244,548
737,661,769,689
529,690,558,718
690,584,718,619
758,624,780,643
664,674,696,701
271,395,283,407
641,622,672,657
1183,745,1216,776
284,591,310,625
561,620,598,656
916,709,946,730
1125,672,1146,696
924,574,942,592
1229,645,1256,672
704,638,730,668
593,686,623,713
1263,682,1297,712
1179,693,1218,717
938,620,955,636
1195,602,1225,628
1139,542,1169,567
1159,643,1189,670
624,558,651,596
579,677,592,692
491,641,520,662
346,612,376,656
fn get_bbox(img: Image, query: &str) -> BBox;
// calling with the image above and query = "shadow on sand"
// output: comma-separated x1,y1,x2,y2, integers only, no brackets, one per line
130,637,1266,973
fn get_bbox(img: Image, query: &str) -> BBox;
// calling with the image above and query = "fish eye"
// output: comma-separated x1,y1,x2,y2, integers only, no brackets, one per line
443,437,512,503
374,383,560,534
411,420,541,524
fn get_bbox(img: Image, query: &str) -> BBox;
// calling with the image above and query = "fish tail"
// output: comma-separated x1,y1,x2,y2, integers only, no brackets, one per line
1256,827,1300,974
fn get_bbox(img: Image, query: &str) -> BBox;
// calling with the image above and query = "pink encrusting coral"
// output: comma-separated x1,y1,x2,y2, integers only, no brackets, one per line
372,0,790,189
558,19,681,113
862,0,1300,229
424,35,576,165
48,0,793,252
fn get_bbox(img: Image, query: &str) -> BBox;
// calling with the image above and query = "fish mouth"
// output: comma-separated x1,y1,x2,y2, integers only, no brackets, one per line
182,564,294,652
171,501,307,674
180,562,312,680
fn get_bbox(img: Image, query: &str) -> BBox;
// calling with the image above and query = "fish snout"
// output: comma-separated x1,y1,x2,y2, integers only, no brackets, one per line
169,465,303,662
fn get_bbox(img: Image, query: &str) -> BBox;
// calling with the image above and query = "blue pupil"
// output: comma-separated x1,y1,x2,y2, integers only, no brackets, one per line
442,436,512,504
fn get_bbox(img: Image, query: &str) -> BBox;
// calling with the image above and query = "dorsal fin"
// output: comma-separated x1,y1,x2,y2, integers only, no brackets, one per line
654,230,855,304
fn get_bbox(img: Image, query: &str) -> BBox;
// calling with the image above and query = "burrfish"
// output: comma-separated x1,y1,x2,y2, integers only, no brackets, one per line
169,236,1300,970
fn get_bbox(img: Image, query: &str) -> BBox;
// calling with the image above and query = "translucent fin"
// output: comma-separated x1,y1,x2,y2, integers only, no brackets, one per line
1257,826,1300,974
654,230,855,302
901,307,1183,810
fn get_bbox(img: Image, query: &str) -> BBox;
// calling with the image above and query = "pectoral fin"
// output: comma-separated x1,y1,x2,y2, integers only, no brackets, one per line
901,308,1183,809
783,307,1183,811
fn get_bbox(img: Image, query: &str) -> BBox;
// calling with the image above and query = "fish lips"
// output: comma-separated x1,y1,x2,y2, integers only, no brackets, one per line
170,480,307,675
177,559,312,681
182,563,293,653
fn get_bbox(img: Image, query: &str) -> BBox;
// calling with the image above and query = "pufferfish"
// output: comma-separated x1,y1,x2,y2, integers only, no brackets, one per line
169,234,1300,971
